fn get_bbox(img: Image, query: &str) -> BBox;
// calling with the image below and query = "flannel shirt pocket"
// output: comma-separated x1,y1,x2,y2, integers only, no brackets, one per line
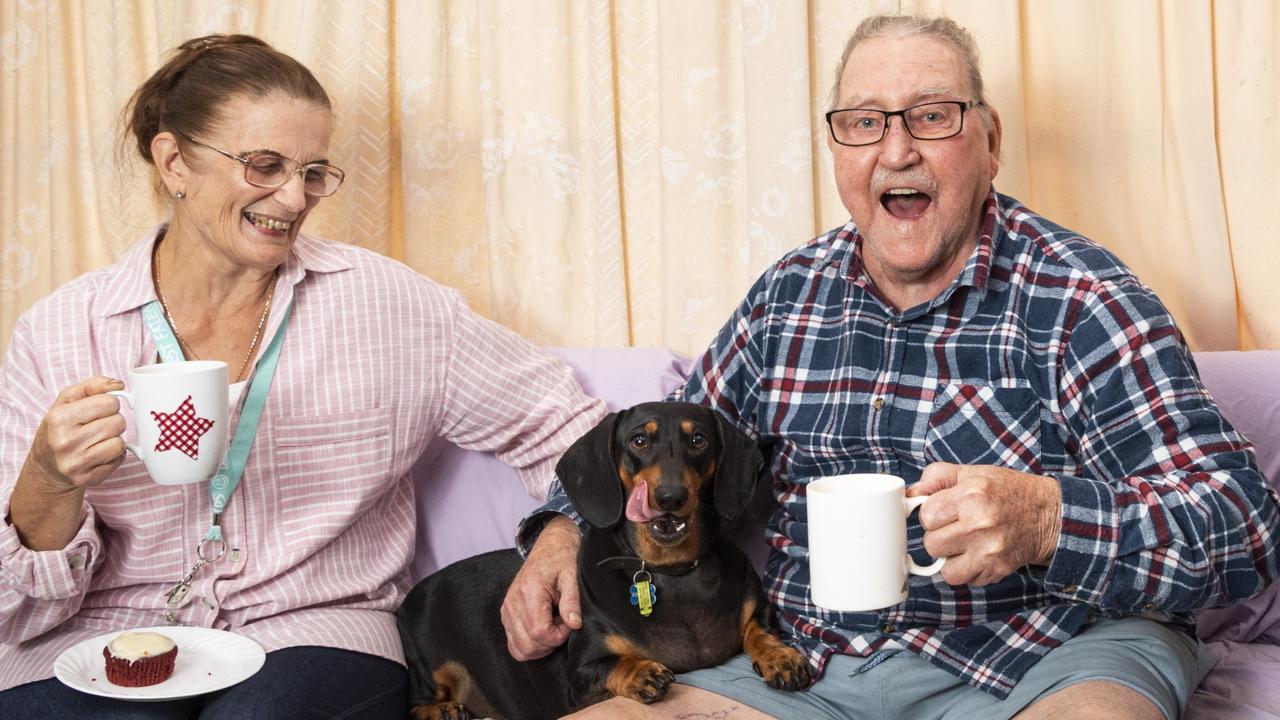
925,384,1043,472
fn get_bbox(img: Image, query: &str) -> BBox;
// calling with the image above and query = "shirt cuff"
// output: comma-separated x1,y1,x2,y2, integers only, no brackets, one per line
0,488,99,600
514,478,583,556
1041,473,1119,605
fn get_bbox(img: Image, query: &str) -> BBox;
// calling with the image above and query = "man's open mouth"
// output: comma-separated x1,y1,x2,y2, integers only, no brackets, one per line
881,188,932,219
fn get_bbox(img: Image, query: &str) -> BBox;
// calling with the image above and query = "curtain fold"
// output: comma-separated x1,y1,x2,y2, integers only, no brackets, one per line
2,0,1276,357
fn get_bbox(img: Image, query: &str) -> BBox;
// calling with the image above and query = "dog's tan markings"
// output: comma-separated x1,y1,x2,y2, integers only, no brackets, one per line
634,465,664,490
626,412,705,566
619,465,636,497
409,705,467,720
634,523,701,566
407,663,470,720
603,633,676,704
433,661,472,701
683,466,706,496
407,662,494,720
738,595,758,630
605,633,643,657
632,482,701,567
739,600,812,691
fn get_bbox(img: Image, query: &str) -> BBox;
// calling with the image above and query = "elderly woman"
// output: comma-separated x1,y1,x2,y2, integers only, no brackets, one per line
0,34,603,716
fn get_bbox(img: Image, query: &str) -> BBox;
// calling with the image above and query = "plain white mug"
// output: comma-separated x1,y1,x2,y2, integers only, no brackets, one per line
107,360,229,485
807,473,946,611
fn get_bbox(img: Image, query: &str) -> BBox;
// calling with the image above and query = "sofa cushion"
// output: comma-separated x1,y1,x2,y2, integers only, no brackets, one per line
409,347,694,581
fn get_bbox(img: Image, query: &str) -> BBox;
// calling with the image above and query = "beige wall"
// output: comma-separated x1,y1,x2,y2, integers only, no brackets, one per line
2,0,1277,358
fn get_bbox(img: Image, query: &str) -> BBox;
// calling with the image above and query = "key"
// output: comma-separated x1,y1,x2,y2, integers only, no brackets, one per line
165,582,191,605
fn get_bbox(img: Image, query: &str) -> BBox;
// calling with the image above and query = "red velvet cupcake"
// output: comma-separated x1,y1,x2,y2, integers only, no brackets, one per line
102,631,178,687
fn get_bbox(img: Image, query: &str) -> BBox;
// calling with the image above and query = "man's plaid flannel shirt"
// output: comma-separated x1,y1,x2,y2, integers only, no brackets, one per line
523,190,1280,698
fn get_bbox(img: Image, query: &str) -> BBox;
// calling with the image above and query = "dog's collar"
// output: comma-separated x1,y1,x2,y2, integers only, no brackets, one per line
595,555,700,576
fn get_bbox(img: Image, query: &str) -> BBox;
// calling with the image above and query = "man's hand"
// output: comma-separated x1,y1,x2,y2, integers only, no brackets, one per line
908,463,1062,587
501,515,583,660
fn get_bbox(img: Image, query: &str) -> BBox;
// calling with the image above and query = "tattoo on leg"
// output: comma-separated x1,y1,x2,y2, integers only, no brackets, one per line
674,706,743,720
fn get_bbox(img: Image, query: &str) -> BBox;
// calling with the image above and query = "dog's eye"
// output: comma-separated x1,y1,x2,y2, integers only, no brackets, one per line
689,432,708,450
629,433,650,449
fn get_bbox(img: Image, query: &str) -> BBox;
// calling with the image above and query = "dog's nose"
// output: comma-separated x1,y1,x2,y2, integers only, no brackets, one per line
653,484,688,511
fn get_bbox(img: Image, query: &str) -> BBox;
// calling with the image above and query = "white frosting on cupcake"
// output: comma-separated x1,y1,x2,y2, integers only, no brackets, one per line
107,631,176,662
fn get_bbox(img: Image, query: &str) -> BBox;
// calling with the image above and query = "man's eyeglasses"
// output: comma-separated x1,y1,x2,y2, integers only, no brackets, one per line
177,133,346,197
825,100,982,147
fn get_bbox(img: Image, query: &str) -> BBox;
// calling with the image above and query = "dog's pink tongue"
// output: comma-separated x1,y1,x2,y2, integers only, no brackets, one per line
625,482,662,522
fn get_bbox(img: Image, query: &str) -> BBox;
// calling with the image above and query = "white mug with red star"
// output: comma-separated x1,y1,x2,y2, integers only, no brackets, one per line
108,360,229,485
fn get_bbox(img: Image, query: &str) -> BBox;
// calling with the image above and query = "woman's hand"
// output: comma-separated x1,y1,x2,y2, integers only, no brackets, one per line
11,377,127,549
24,377,128,492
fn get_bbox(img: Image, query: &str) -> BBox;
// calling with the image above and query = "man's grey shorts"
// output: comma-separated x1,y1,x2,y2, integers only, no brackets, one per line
678,616,1216,720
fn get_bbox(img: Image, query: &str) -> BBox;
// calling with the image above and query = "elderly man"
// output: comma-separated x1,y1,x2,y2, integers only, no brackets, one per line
504,14,1280,720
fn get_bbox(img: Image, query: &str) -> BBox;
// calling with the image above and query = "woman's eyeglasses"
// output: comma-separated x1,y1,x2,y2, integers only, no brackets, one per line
177,133,345,197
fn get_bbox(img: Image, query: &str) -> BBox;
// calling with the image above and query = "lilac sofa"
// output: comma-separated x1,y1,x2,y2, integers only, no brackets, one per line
410,347,1280,718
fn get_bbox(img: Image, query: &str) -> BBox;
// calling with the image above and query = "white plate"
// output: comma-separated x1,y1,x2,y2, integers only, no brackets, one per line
54,625,265,701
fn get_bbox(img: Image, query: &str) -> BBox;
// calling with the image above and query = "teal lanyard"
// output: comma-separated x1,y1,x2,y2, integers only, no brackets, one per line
141,302,186,363
140,297,292,545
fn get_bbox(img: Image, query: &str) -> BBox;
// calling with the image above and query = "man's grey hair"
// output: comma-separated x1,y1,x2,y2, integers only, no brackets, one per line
828,15,989,122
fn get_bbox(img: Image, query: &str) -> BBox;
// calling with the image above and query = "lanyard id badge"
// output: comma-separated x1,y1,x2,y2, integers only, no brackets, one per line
139,296,292,621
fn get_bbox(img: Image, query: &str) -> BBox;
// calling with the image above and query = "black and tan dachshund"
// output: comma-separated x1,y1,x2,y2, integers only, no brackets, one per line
397,401,811,719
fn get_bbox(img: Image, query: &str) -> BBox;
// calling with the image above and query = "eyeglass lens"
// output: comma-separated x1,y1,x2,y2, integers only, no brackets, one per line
829,102,966,146
244,155,344,196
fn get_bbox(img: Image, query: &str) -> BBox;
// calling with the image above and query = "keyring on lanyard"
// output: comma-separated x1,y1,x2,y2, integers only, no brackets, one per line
197,537,226,563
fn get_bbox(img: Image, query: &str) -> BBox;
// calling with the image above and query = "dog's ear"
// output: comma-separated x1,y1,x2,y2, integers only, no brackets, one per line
712,411,765,521
556,411,625,528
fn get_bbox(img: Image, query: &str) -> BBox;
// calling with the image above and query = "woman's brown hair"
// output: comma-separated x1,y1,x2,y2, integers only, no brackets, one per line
122,34,331,167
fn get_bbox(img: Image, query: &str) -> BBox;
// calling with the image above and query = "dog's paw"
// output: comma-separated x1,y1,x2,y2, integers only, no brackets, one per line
752,645,812,691
609,658,676,704
410,701,473,720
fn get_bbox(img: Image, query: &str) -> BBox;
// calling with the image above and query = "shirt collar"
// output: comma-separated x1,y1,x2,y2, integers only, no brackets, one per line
97,224,353,319
953,190,999,295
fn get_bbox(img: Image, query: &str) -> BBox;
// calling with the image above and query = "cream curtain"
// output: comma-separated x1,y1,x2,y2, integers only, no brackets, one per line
2,0,1277,359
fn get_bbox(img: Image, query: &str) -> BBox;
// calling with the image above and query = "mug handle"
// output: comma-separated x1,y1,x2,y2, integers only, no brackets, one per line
903,495,946,576
105,390,143,457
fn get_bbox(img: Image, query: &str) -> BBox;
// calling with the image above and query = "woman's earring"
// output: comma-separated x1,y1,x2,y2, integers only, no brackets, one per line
174,191,185,199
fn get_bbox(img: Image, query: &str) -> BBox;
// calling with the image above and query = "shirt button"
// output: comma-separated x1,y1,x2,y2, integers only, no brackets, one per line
872,397,885,410
1063,584,1079,594
1142,602,1157,610
881,623,895,634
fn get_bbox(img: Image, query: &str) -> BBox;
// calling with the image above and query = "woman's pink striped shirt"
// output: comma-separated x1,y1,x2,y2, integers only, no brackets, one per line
0,227,605,690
